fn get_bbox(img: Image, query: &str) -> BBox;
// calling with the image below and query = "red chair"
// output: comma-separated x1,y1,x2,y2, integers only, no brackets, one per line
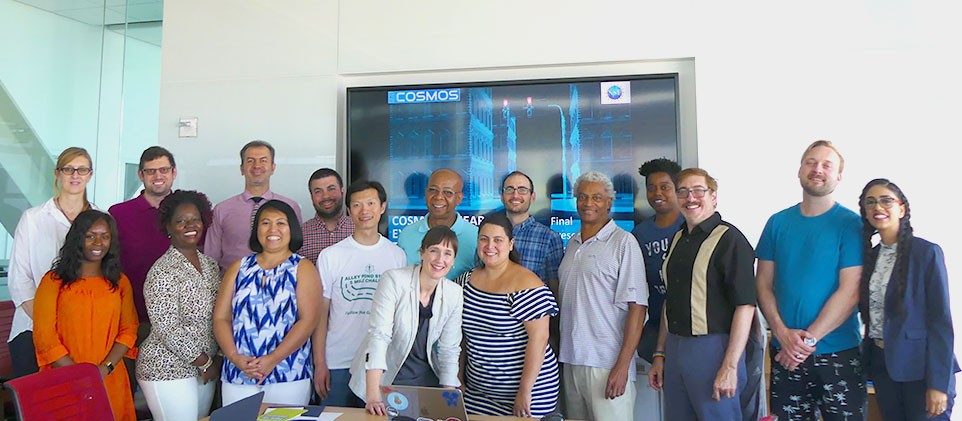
4,363,114,421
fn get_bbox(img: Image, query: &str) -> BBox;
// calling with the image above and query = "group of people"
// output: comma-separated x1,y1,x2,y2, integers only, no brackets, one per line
4,139,956,421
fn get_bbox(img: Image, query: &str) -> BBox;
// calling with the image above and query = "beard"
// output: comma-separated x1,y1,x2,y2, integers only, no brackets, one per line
800,178,837,197
314,200,343,219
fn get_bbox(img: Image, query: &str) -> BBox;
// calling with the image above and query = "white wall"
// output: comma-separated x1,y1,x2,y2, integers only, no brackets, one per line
159,0,962,404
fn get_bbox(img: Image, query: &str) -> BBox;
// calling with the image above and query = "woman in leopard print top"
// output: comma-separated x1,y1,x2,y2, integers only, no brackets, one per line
135,190,220,421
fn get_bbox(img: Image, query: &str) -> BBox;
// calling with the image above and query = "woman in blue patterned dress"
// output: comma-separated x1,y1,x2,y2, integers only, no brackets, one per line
457,213,560,418
213,200,322,406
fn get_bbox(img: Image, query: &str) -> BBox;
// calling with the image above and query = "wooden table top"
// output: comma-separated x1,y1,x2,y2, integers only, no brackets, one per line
201,403,537,420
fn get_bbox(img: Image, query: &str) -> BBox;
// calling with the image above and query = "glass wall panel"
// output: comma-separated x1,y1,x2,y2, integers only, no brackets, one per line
0,0,162,299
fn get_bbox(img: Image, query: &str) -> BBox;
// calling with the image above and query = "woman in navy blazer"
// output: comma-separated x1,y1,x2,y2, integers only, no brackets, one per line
858,178,959,420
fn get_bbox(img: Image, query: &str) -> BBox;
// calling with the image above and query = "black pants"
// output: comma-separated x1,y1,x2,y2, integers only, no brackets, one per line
8,331,39,378
866,340,955,421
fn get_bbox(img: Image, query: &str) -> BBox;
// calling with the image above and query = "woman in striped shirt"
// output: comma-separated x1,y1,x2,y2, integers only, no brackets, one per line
457,213,559,418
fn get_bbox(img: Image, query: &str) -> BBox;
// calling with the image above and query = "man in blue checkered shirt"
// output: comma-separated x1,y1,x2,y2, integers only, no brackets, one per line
501,171,564,287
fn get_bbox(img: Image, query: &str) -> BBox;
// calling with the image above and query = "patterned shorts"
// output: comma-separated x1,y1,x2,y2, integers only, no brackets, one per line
769,346,866,421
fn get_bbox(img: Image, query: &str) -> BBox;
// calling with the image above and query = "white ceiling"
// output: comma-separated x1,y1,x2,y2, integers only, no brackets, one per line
15,0,164,45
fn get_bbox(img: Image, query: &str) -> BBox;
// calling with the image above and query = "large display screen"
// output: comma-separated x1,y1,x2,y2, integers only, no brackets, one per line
347,75,680,244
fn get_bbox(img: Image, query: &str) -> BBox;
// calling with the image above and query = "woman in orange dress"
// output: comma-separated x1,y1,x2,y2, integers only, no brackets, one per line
32,209,139,421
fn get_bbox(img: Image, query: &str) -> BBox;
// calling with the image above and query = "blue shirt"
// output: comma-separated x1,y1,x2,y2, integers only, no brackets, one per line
631,215,684,336
397,212,479,280
512,216,564,283
756,203,863,354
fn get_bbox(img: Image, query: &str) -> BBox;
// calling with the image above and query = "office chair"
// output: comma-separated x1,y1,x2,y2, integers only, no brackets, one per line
4,362,114,421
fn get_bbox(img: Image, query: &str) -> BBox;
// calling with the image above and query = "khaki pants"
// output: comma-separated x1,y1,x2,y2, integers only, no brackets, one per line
563,364,636,420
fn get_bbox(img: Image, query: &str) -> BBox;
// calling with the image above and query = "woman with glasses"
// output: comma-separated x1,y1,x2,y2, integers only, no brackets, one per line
858,179,958,420
7,147,95,378
136,190,220,420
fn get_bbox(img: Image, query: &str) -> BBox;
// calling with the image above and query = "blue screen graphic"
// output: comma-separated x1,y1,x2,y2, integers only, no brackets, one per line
350,77,680,245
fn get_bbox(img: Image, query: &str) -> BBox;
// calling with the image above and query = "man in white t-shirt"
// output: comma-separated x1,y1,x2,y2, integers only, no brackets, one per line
311,180,407,407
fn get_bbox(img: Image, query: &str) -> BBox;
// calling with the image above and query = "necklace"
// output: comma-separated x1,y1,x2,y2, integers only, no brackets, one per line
54,197,85,223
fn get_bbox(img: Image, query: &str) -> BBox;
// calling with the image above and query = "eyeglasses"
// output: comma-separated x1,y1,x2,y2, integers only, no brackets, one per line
862,197,900,209
426,186,458,199
502,186,531,195
576,193,608,203
141,166,173,175
57,167,92,176
675,187,711,199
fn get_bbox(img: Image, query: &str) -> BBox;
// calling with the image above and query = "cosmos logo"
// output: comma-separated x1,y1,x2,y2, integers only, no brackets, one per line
600,81,631,105
388,88,461,104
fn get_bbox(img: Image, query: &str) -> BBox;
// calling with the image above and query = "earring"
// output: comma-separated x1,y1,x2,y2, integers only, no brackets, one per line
167,233,172,239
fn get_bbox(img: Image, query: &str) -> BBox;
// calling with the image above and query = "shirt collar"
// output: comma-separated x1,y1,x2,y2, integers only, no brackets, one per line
242,190,273,202
572,218,618,244
309,214,351,230
418,212,464,233
513,215,534,231
683,212,722,236
131,191,155,210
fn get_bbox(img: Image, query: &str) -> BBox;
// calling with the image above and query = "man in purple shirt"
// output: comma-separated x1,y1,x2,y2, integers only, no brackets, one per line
297,168,354,266
108,146,178,395
206,140,302,270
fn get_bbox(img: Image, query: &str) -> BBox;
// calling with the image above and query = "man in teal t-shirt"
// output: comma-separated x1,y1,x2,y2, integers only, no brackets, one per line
396,168,478,280
756,140,865,421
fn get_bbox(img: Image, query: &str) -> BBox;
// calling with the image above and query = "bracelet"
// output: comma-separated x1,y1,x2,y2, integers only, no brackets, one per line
652,351,665,359
104,361,115,374
198,354,214,373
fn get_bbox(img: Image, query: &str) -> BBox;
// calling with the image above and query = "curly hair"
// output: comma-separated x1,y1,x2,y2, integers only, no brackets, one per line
638,157,681,180
157,190,214,234
52,210,122,290
858,178,912,317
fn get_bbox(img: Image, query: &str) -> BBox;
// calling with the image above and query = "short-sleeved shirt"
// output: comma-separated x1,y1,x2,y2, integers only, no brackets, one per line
298,214,354,266
663,212,756,336
109,192,170,322
557,219,647,379
631,215,684,337
512,216,564,283
756,202,863,354
206,190,302,270
317,235,406,369
396,212,479,281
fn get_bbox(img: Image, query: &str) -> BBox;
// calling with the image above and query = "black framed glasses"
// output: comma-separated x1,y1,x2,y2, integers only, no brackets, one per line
502,186,531,195
675,187,711,199
141,166,173,175
862,197,900,209
57,167,92,176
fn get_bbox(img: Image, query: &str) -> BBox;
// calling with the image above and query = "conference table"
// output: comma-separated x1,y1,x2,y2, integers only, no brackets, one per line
200,404,540,420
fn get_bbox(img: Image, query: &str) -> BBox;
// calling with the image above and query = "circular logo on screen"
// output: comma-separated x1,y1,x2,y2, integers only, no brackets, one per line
386,391,409,411
607,85,623,100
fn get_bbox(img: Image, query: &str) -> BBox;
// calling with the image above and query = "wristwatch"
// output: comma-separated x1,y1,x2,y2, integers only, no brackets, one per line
104,361,115,374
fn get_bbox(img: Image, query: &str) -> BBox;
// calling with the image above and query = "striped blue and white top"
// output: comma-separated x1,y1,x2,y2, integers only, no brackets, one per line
459,273,560,417
223,254,313,385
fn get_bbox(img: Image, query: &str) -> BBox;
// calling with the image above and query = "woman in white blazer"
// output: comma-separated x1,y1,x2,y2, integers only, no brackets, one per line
349,226,464,415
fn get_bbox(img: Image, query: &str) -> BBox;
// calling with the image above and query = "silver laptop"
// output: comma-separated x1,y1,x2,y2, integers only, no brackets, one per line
380,385,469,421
